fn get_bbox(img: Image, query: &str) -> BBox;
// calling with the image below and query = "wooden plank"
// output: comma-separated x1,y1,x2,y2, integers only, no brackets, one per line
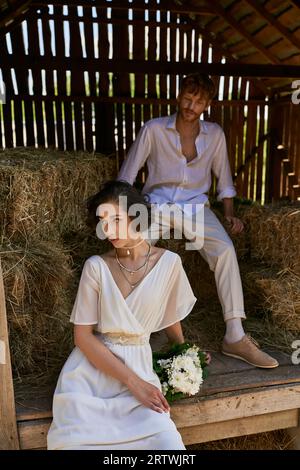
200,363,300,397
18,408,299,449
146,0,158,120
10,23,35,147
17,385,300,449
82,5,95,152
27,13,45,147
209,2,281,65
6,32,24,146
18,418,51,450
94,4,115,155
69,5,84,151
180,408,299,445
56,5,73,151
159,8,168,117
255,103,265,202
171,384,300,428
2,57,300,77
15,350,293,422
132,0,144,141
0,42,14,147
33,1,215,16
40,6,56,147
5,95,267,106
0,260,19,450
112,3,130,166
52,5,64,150
244,0,300,51
16,395,53,422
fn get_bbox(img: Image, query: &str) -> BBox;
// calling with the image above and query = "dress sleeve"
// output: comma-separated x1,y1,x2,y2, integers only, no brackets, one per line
69,257,100,325
153,255,197,332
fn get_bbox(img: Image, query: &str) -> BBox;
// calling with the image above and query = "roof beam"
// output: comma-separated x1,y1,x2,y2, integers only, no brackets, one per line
0,1,31,31
290,1,300,9
32,0,215,16
1,57,300,77
208,0,282,64
172,8,269,95
244,0,300,52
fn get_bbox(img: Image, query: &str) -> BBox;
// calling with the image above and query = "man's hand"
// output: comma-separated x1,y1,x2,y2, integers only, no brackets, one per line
225,216,244,235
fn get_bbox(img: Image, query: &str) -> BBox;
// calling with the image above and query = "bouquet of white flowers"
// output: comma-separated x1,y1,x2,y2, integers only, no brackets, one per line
153,342,209,403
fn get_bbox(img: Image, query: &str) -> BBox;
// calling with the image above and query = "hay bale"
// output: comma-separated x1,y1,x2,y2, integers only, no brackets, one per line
0,147,116,242
240,202,300,273
242,263,300,333
1,236,75,380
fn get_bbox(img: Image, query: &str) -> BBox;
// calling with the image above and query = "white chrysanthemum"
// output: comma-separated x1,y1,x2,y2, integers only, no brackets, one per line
157,358,172,369
168,352,203,396
161,382,169,396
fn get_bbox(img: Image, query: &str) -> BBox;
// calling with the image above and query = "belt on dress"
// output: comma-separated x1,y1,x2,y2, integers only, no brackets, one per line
99,332,150,346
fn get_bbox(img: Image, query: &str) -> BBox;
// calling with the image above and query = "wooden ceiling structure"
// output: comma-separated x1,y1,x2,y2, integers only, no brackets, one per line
0,1,300,202
1,0,300,93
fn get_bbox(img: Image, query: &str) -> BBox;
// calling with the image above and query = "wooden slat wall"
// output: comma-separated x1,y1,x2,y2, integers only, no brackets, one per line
0,0,293,204
269,99,300,202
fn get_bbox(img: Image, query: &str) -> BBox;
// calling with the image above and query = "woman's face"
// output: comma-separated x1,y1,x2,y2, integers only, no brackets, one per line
96,201,140,248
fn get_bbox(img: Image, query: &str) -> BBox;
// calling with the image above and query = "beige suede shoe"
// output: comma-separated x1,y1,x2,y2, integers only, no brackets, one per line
222,334,279,368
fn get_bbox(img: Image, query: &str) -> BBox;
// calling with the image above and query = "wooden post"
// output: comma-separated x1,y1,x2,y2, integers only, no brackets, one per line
266,98,285,203
0,259,19,450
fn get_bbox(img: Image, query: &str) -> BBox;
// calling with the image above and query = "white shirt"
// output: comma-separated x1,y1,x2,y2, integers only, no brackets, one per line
117,113,237,215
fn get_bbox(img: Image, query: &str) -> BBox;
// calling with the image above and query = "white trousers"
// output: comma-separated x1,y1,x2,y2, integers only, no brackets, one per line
145,202,246,322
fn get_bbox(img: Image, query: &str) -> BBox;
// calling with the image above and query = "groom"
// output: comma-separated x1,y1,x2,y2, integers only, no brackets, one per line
117,73,278,369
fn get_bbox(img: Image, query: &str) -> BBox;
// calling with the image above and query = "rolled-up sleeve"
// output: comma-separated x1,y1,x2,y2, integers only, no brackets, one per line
117,124,151,185
212,129,237,201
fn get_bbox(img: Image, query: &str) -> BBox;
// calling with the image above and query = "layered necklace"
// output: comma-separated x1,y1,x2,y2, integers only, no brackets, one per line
115,239,151,289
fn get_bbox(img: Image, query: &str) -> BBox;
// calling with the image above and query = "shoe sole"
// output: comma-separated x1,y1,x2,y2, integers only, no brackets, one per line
221,351,279,368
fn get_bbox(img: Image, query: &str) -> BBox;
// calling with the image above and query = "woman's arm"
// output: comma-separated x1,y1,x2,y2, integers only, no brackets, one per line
74,325,170,413
164,321,185,345
164,322,211,364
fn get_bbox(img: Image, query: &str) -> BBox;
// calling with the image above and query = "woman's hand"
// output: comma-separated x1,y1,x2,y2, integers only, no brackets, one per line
127,376,170,414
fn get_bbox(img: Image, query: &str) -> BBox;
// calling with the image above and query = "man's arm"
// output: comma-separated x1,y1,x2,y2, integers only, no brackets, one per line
211,128,237,202
212,129,243,234
117,124,151,185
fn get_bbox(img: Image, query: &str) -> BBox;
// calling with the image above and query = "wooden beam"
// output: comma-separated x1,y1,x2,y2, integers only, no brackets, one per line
0,7,31,40
0,1,31,30
1,57,300,77
180,409,299,445
2,95,267,106
290,1,300,9
208,0,282,64
0,260,19,450
244,0,300,52
17,384,300,449
32,0,215,16
175,10,269,96
16,408,300,449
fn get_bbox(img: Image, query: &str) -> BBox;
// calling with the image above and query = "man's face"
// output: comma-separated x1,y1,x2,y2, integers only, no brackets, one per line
177,89,211,122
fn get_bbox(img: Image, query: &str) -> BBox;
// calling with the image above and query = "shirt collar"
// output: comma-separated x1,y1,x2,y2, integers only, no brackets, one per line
166,113,208,135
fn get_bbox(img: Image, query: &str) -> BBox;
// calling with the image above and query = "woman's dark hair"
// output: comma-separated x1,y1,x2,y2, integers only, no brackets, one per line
86,180,152,231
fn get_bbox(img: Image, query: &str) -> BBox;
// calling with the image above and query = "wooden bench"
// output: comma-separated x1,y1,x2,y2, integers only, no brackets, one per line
1,262,300,450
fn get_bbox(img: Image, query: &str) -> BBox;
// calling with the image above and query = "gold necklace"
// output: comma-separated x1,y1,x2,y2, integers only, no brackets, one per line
118,238,145,256
117,256,150,289
115,241,151,275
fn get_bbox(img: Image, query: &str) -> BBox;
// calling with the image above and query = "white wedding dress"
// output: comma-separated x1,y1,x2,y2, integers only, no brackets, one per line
47,249,197,450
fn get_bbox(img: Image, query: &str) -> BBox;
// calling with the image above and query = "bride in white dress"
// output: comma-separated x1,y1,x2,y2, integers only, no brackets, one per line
47,180,202,450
